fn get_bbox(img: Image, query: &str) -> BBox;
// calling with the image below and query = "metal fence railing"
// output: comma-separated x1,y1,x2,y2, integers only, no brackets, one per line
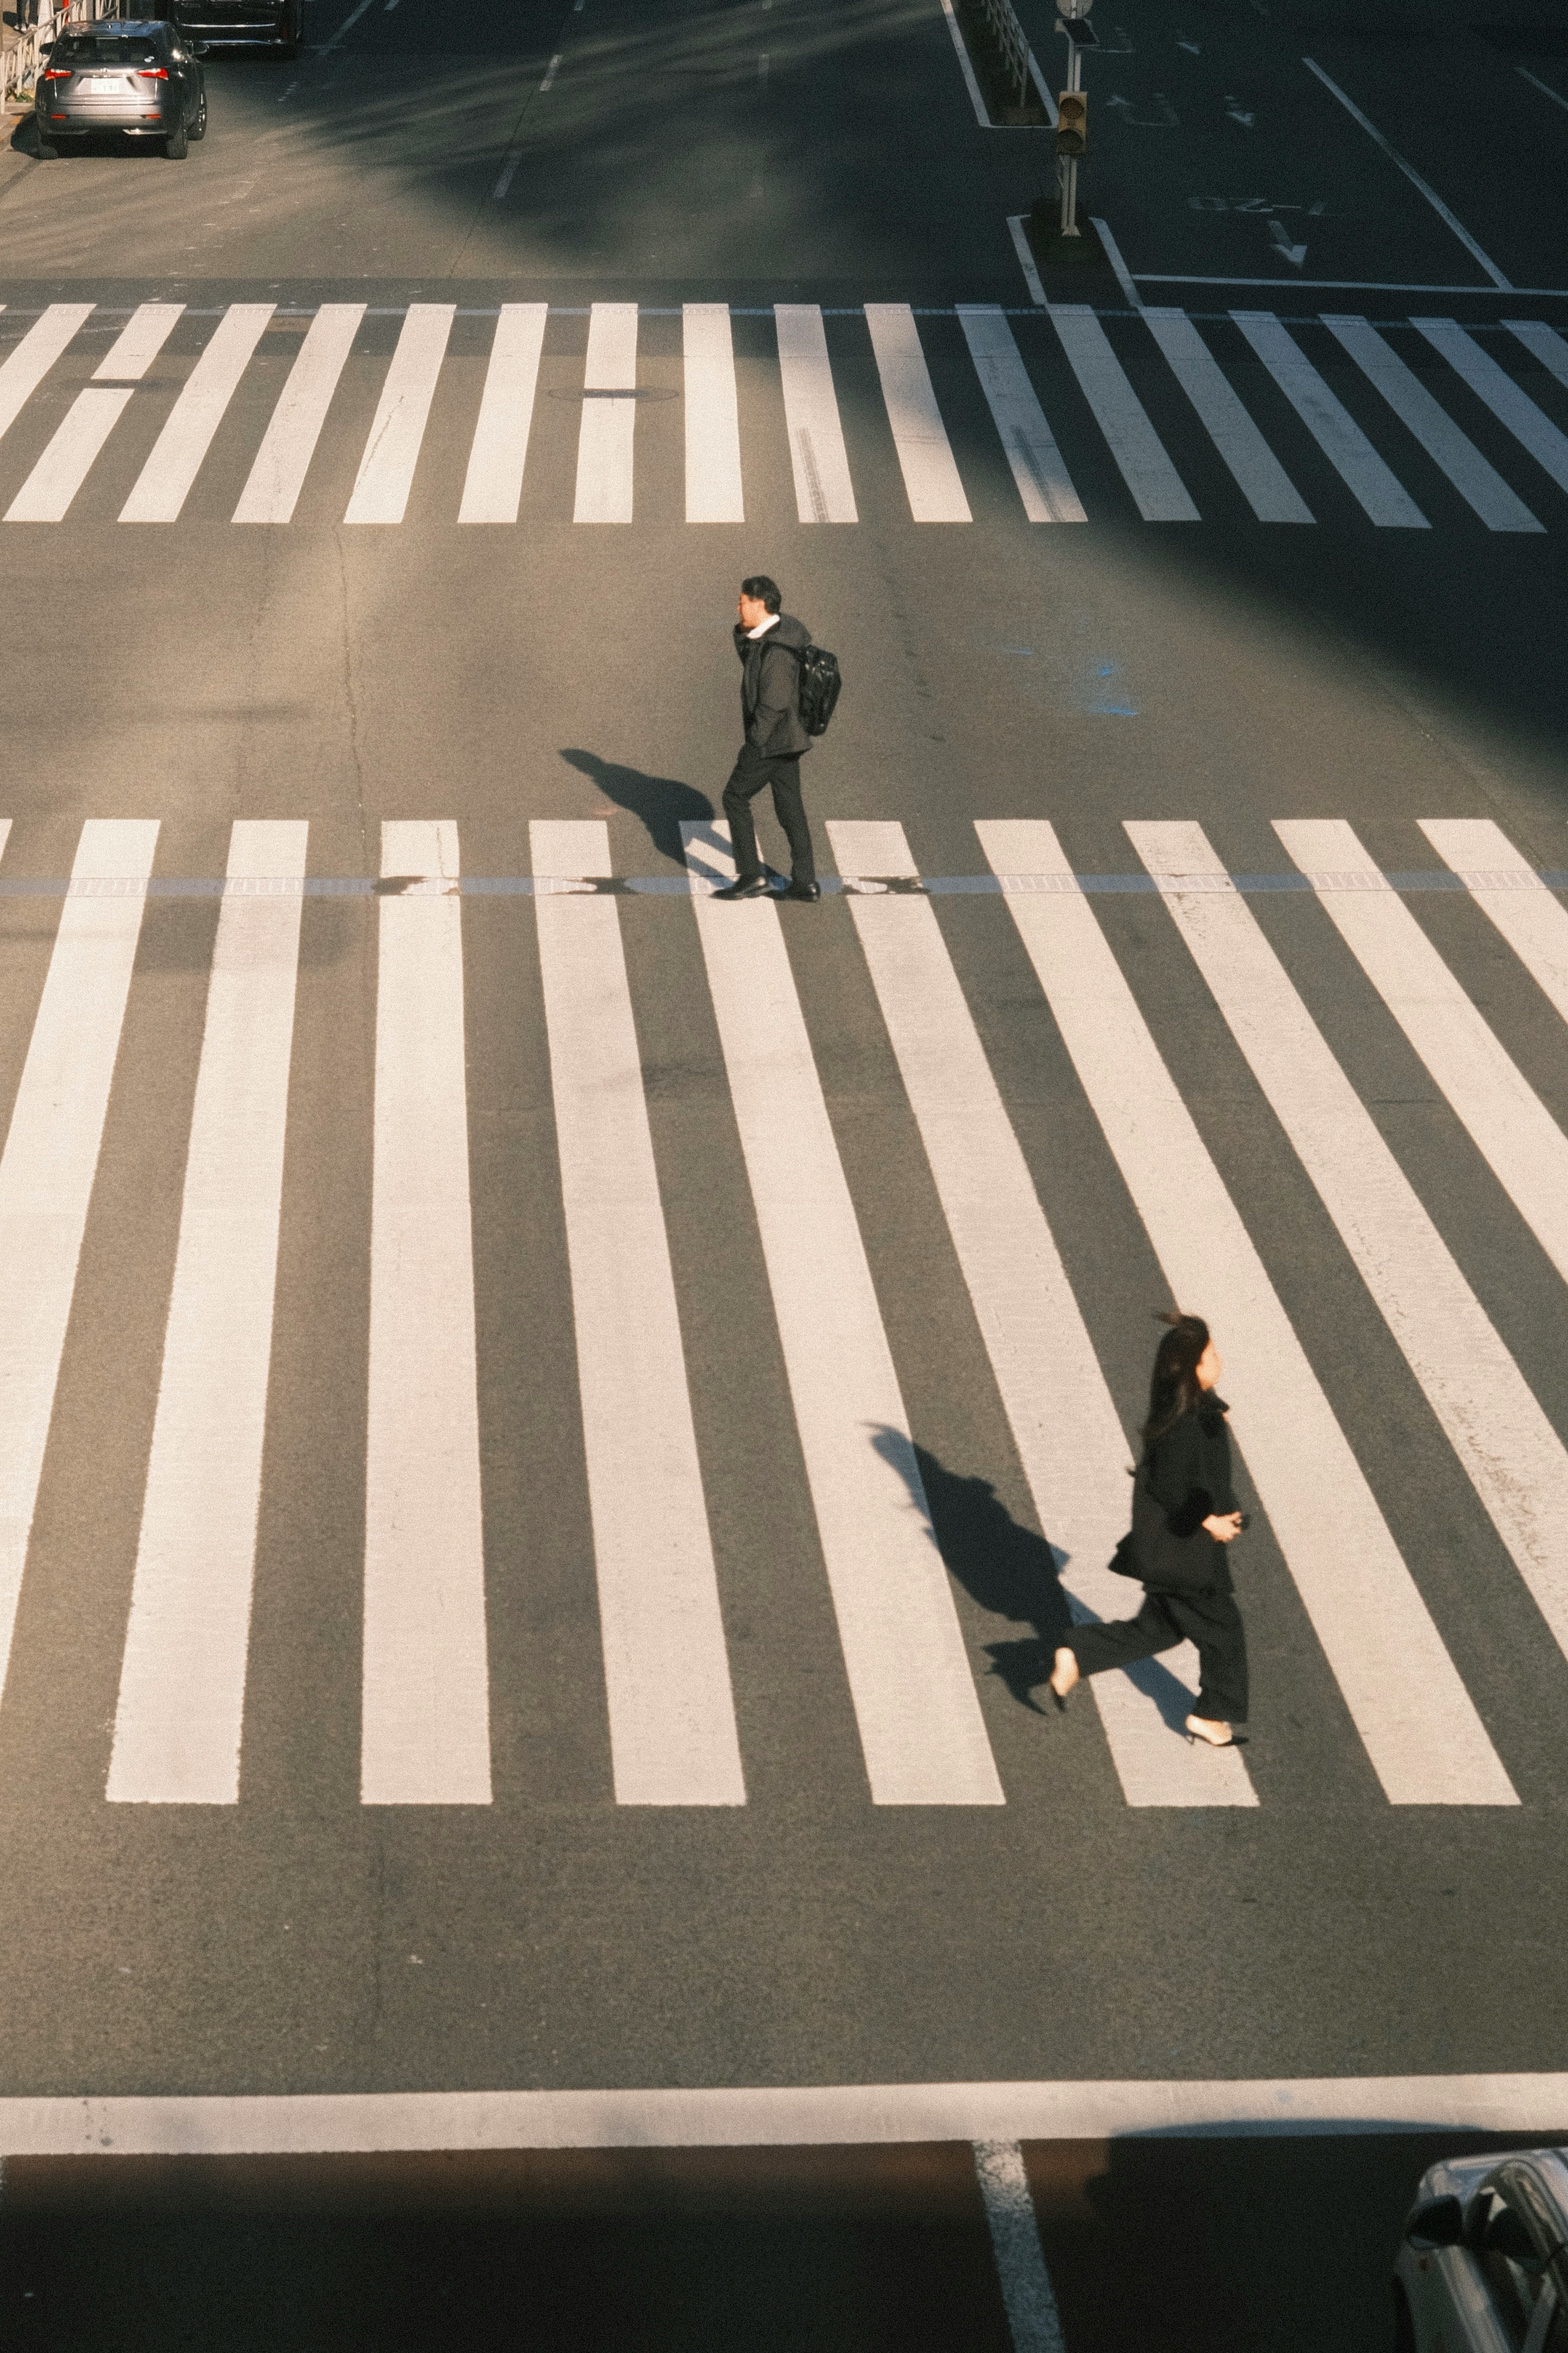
3,0,121,110
976,0,1031,113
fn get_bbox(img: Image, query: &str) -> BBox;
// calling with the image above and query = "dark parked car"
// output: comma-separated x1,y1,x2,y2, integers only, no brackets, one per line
36,18,207,158
173,0,301,56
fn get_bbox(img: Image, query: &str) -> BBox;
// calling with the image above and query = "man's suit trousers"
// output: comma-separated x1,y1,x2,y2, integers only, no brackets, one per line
1067,1585,1248,1723
722,745,815,886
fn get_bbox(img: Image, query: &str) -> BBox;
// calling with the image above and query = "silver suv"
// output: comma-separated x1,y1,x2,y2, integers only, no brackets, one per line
36,18,207,159
1395,2148,1568,2352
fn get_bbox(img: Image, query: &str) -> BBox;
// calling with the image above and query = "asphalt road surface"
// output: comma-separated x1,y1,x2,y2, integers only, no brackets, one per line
2,0,1568,2342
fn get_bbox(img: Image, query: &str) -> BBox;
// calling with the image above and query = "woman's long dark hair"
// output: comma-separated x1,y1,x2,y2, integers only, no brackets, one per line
1140,1312,1211,1455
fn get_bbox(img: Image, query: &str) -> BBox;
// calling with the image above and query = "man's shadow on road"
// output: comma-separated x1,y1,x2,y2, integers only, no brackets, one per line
558,750,712,870
873,1433,1200,1731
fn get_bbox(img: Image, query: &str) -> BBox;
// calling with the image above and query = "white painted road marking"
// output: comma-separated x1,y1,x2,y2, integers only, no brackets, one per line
120,304,276,524
939,0,991,125
4,387,134,523
458,302,547,524
1302,58,1512,290
1133,819,1568,1700
682,301,745,524
957,306,1087,522
0,305,93,445
573,302,639,524
532,821,745,1807
1505,318,1568,391
831,820,1252,1805
4,2071,1568,2153
92,302,185,382
684,821,1003,1806
0,821,160,1714
1419,819,1568,1029
1277,819,1568,1283
343,303,454,526
974,2141,1067,2353
774,303,858,521
981,819,1515,1808
363,821,492,1805
1143,306,1314,521
1412,318,1568,497
865,303,971,521
107,822,309,1806
1231,310,1428,525
1321,314,1542,530
234,303,365,523
1048,303,1199,520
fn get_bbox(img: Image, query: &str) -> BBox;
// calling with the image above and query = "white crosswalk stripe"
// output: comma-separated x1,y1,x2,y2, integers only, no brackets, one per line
0,813,1565,1818
362,821,492,1804
107,823,309,1805
1231,311,1429,526
343,303,453,527
830,820,1252,1805
980,821,1516,1809
2,296,1565,533
532,821,745,1806
234,302,365,524
1131,820,1568,1697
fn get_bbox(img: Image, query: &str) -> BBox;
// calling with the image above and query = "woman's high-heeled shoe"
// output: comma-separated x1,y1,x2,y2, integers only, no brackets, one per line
1185,1714,1241,1749
1048,1648,1079,1713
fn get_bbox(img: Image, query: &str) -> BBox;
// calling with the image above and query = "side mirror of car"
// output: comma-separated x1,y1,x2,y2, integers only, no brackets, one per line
192,40,209,54
1405,2195,1465,2251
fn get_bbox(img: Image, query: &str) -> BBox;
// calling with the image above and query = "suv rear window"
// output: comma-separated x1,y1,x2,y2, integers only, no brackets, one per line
51,33,169,61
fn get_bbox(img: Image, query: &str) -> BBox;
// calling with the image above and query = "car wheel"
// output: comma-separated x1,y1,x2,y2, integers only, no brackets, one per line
1393,2284,1416,2353
190,93,207,139
165,120,189,158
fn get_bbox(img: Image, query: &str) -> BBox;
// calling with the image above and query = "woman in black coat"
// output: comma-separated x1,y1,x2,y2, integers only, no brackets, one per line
1048,1312,1247,1748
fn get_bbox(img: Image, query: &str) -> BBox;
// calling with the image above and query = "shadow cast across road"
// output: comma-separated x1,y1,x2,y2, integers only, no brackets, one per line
557,749,713,870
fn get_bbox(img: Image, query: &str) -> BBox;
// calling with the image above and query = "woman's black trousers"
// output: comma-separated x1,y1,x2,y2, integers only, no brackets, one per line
1068,1585,1248,1723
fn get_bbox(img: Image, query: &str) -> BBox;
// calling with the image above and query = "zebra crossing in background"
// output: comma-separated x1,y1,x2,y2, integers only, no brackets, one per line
1,297,1567,530
0,815,1566,1813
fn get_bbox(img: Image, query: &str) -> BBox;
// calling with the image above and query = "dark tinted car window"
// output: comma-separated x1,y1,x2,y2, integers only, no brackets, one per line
53,33,169,61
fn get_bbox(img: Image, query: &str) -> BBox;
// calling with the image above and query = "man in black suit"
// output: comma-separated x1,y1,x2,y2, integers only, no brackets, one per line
714,575,820,903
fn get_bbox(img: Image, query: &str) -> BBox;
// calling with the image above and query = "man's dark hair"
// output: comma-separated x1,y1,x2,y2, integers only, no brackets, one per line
740,575,782,615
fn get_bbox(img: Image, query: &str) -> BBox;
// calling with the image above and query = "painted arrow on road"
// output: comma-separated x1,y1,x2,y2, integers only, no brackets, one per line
1269,216,1307,266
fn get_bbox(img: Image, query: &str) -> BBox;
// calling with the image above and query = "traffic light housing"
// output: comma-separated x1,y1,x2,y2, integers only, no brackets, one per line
1057,89,1087,157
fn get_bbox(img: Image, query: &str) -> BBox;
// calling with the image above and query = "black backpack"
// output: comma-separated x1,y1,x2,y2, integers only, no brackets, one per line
776,639,842,738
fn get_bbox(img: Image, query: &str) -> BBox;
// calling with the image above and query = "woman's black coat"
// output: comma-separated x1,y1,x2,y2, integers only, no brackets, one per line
1130,1392,1239,1593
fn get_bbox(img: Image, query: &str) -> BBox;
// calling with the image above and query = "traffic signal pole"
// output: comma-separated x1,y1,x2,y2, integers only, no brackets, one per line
1055,0,1094,238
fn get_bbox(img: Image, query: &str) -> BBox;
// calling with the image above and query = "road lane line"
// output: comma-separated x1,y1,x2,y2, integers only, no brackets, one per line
683,303,745,523
1504,318,1568,390
4,388,133,522
458,302,547,524
1142,308,1314,521
683,821,1003,1805
974,2142,1067,2353
572,302,638,524
938,0,991,124
1130,818,1568,1702
363,821,491,1805
107,823,308,1805
234,303,364,523
956,307,1087,522
1090,215,1141,308
0,306,93,445
1007,218,1047,307
492,146,524,199
1303,59,1511,289
1277,820,1568,1283
532,823,744,1805
774,305,857,521
319,0,377,51
9,2072,1568,2152
1231,312,1428,525
1320,315,1542,530
1412,318,1568,495
0,821,160,1712
1517,66,1568,111
92,302,185,381
865,304,971,520
539,51,560,89
830,821,1252,1804
343,303,454,526
119,304,275,523
979,820,1515,1808
1419,819,1568,1028
1047,304,1199,520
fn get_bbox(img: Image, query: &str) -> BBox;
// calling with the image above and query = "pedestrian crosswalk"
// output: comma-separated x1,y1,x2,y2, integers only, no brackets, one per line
2,297,1567,531
2,813,1567,1816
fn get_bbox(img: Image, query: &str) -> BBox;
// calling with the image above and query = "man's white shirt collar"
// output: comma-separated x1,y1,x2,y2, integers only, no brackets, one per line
746,614,781,639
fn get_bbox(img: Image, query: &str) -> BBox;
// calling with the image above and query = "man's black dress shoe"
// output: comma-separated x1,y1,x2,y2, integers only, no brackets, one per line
714,876,771,901
784,880,821,903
